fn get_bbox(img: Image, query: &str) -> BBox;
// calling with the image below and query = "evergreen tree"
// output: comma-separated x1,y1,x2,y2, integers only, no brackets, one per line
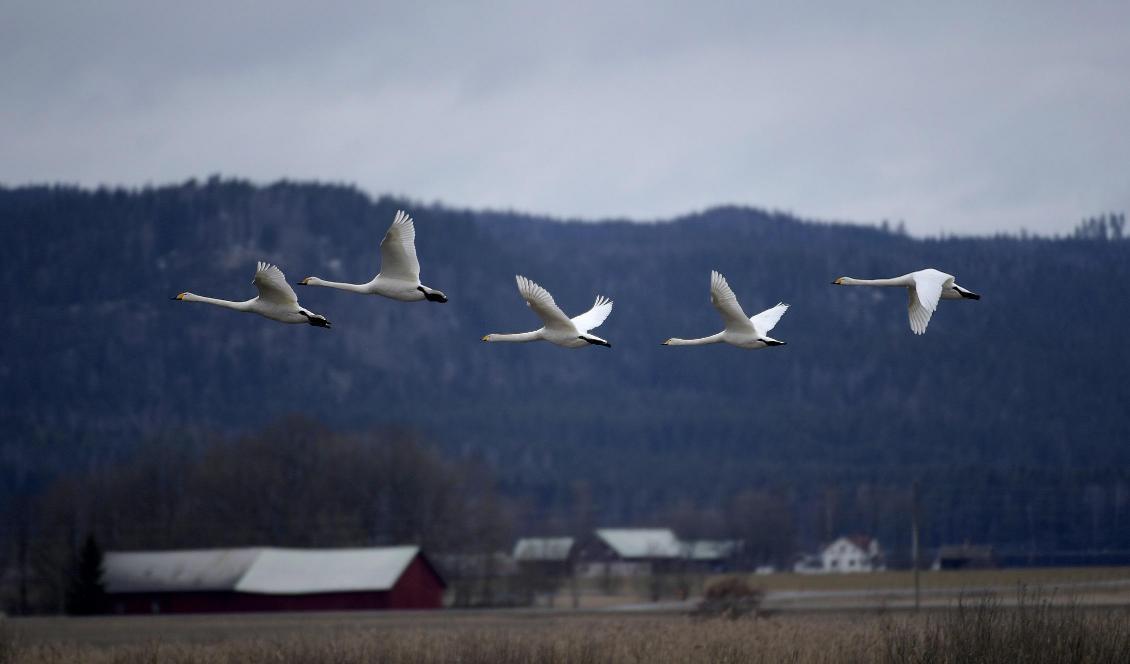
64,534,105,615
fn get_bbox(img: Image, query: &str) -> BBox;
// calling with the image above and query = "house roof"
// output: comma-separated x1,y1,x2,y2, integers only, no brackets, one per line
594,529,682,559
823,536,877,554
513,537,575,561
104,546,422,595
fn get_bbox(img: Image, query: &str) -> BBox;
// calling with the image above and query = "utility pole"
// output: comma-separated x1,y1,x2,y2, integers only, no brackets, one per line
911,479,921,612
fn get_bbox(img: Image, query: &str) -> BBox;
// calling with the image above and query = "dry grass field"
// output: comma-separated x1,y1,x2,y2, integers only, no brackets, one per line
4,569,1130,663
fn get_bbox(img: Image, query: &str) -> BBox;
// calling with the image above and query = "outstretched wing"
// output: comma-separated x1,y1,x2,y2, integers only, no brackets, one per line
378,210,421,282
907,269,952,335
253,261,298,305
751,302,789,336
710,270,755,334
516,275,575,333
571,295,613,333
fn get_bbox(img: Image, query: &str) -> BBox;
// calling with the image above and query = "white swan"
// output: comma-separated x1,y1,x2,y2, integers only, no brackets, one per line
663,271,788,349
173,262,331,327
298,210,448,303
832,268,980,334
481,276,613,348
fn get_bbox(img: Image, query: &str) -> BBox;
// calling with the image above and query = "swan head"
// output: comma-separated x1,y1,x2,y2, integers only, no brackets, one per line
298,277,314,286
832,277,846,285
481,334,493,342
662,339,673,345
171,292,190,300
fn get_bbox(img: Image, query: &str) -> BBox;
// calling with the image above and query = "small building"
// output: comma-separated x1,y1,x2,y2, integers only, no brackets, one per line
575,528,684,577
683,539,742,572
794,536,884,574
104,545,445,614
513,537,575,575
933,544,997,570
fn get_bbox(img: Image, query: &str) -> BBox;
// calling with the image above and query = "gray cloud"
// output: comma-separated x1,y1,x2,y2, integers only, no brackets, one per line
2,1,1127,235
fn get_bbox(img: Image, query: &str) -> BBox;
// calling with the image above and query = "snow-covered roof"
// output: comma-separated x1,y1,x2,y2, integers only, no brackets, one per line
513,537,575,561
104,546,422,595
684,539,741,561
594,529,682,559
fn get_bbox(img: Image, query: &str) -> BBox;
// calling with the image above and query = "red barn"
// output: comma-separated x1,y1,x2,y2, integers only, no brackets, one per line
103,546,445,614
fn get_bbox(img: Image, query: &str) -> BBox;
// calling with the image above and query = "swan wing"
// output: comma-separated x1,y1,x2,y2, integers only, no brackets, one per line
571,295,613,333
253,261,299,305
750,302,789,336
516,276,575,333
378,210,421,282
710,270,755,333
907,270,951,334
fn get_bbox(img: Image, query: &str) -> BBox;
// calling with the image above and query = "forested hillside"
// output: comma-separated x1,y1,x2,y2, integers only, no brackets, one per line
3,179,1129,558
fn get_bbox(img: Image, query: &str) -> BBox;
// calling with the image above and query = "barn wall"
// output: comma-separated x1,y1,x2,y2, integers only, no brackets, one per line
110,590,393,614
387,555,445,609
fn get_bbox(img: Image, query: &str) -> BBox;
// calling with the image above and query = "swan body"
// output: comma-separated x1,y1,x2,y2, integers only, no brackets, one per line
482,276,613,348
299,210,448,303
663,271,788,349
832,268,980,334
173,262,331,327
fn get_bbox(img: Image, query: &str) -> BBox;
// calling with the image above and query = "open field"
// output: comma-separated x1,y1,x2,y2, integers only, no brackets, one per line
5,600,1130,664
5,573,1130,664
555,566,1130,612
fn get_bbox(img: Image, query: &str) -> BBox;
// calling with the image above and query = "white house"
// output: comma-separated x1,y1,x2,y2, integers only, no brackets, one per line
795,536,884,574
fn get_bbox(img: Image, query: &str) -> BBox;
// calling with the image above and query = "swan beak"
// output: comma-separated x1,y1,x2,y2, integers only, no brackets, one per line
832,278,844,285
298,278,310,286
962,291,981,300
662,339,672,345
171,293,186,300
480,335,490,342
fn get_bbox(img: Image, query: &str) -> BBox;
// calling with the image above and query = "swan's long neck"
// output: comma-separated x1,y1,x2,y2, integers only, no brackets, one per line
182,294,252,311
664,332,724,346
302,277,369,293
485,331,541,343
837,276,911,287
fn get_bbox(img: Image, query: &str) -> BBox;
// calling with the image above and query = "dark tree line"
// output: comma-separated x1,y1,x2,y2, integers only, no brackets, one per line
2,180,1129,595
7,419,513,613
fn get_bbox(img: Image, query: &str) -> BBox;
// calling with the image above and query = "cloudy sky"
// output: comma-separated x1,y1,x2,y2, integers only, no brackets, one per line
2,1,1127,235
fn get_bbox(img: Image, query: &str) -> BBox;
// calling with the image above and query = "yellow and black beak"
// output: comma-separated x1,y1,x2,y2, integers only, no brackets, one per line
170,292,186,300
480,335,490,342
832,278,844,285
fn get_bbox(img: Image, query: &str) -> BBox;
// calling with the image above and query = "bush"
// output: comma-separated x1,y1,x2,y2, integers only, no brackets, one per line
693,576,764,620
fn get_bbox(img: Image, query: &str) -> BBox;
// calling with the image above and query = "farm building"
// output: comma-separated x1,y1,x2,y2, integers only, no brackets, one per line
575,529,684,577
103,545,445,614
513,537,576,574
683,539,742,572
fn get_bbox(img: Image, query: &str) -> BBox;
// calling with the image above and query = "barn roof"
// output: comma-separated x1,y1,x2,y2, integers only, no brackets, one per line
104,546,422,595
594,528,682,558
513,537,575,561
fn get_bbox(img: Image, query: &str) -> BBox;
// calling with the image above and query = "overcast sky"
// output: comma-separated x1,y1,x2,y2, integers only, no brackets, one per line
2,1,1127,235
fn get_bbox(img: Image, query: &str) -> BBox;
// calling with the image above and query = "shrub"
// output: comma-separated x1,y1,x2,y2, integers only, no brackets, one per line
693,575,763,620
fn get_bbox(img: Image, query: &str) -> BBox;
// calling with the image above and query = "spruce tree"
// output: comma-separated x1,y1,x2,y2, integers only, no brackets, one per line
64,534,106,615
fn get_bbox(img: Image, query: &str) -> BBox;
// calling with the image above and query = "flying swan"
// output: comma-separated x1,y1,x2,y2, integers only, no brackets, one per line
298,210,448,303
481,276,613,348
663,271,789,349
832,268,980,334
173,262,331,327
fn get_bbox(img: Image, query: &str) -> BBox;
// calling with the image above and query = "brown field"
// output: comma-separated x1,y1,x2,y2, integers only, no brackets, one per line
4,568,1130,663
